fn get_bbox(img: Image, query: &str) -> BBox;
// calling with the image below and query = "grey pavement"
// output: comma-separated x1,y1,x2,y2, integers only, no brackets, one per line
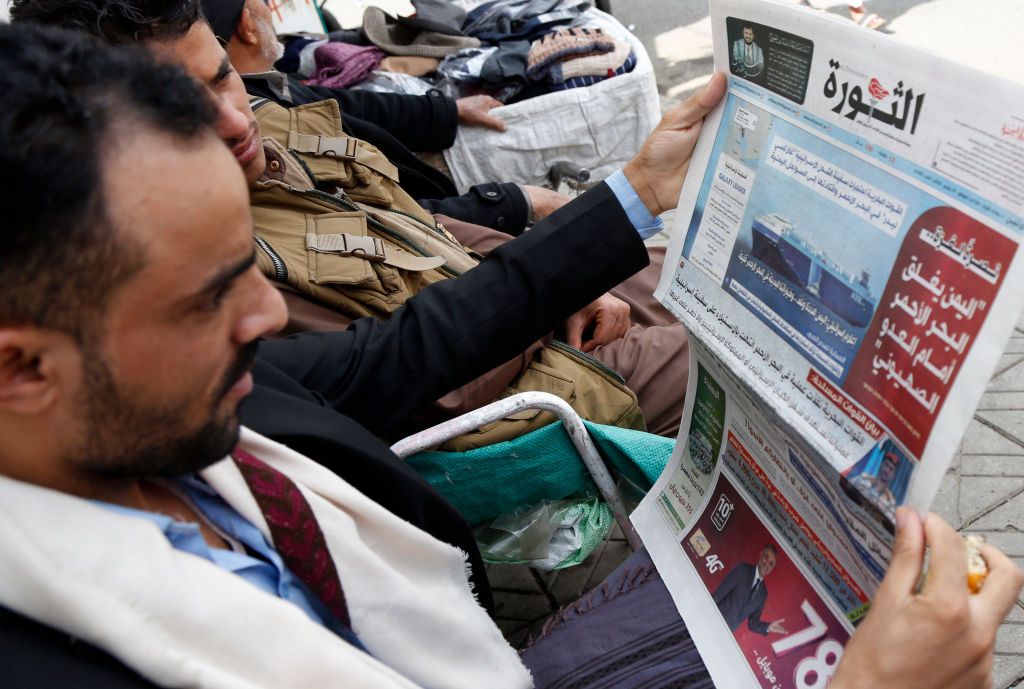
491,1,1024,686
929,312,1024,688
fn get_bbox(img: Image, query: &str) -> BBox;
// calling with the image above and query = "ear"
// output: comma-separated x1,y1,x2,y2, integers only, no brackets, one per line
236,7,260,46
0,329,72,416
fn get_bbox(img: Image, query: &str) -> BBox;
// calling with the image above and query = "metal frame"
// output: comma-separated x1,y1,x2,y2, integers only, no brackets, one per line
391,391,642,551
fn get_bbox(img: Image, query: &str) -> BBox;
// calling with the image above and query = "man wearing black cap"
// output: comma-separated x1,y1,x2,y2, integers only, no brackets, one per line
209,0,571,234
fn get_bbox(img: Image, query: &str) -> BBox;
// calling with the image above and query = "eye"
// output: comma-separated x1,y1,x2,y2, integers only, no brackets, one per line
201,283,234,313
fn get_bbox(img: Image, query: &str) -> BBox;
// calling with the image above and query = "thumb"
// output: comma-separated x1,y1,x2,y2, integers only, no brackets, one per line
479,113,508,132
658,71,727,131
585,312,611,351
565,313,586,349
875,507,926,607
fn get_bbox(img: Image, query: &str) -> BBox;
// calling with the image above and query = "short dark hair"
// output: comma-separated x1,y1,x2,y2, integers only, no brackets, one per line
0,23,216,337
10,0,203,44
762,543,777,555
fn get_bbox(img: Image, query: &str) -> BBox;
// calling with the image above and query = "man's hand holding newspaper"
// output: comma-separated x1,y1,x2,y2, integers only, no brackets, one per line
625,73,728,218
833,509,1021,689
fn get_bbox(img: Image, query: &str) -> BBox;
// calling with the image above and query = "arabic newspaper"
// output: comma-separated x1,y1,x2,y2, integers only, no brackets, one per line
631,1,1024,687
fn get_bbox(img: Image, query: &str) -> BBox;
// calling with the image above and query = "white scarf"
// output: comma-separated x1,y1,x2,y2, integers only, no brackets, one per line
0,427,532,689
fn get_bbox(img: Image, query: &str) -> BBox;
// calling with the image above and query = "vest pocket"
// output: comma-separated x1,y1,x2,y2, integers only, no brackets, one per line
305,213,403,294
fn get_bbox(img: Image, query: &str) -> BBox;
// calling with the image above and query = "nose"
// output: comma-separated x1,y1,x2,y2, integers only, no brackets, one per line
234,268,288,344
214,95,251,145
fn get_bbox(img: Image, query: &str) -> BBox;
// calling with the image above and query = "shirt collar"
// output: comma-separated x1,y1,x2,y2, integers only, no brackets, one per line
93,476,211,552
245,69,292,103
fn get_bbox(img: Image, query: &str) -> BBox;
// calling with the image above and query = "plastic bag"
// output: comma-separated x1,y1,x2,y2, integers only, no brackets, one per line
474,496,612,570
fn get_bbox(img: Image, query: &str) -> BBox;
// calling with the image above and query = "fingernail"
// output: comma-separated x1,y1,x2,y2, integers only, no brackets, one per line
895,507,908,531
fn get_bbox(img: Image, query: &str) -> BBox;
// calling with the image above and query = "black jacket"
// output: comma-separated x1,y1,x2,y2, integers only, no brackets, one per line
712,563,771,634
0,184,648,686
244,74,530,234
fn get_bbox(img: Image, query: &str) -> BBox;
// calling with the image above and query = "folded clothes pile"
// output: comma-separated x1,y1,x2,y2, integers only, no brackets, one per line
525,27,632,86
462,0,591,43
306,42,386,89
362,5,481,58
551,50,636,91
276,0,637,101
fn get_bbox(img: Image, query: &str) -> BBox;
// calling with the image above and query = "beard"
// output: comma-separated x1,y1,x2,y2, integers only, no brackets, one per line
255,16,285,66
67,340,259,479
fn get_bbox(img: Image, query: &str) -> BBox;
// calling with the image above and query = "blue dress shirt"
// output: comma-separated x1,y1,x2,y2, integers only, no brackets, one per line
99,475,365,651
606,169,665,239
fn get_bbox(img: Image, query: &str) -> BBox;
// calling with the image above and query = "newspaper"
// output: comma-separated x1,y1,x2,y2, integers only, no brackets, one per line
630,1,1024,687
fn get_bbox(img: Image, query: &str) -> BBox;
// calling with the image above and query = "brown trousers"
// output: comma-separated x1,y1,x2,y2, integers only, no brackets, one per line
441,216,689,437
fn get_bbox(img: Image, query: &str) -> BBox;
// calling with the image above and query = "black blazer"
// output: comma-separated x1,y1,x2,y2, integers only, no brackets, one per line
0,184,648,687
712,562,771,634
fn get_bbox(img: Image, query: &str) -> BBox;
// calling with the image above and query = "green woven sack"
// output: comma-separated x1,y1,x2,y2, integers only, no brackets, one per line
407,422,672,570
406,421,673,529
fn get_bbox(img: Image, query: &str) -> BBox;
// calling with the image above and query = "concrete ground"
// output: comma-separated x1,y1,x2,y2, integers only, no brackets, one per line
490,2,1024,686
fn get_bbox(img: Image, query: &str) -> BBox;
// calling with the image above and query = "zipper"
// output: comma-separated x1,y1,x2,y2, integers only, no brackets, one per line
290,155,463,277
254,235,288,282
549,339,626,384
385,204,453,239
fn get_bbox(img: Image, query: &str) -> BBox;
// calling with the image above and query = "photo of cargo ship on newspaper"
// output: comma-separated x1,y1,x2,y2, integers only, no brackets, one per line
749,212,877,328
678,93,959,387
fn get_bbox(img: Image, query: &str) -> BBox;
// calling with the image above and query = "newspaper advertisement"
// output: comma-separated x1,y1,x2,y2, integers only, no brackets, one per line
632,1,1024,687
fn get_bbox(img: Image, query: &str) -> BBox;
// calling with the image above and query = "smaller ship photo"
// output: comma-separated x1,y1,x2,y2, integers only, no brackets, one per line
750,213,877,328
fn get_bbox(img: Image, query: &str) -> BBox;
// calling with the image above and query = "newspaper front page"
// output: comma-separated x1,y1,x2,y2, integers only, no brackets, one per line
631,1,1024,687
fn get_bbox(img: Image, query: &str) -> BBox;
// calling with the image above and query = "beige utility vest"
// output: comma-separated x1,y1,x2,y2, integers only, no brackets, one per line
248,98,645,449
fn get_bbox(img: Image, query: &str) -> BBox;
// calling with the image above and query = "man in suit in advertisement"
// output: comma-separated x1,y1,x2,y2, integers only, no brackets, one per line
713,544,789,635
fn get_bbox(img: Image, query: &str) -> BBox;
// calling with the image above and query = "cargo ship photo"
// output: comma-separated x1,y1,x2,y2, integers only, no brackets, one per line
750,213,876,328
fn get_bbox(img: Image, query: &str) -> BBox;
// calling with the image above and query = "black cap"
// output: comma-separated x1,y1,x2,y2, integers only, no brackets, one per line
202,0,246,44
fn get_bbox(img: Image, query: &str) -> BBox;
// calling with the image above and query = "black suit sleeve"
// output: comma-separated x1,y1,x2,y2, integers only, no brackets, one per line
256,182,648,434
418,182,530,235
0,606,159,688
305,85,458,152
712,563,744,606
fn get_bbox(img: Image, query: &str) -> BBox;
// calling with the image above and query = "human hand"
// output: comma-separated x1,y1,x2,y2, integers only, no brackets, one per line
623,72,727,217
522,185,571,221
456,95,507,132
767,619,787,634
831,509,1023,689
565,293,630,353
